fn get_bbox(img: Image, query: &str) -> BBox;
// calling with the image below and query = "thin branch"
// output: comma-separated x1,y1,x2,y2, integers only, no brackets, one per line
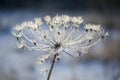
63,50,74,57
47,53,58,80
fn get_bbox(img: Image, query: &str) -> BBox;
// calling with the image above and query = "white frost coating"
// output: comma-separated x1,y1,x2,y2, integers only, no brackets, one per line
44,15,51,22
12,15,108,63
85,24,101,31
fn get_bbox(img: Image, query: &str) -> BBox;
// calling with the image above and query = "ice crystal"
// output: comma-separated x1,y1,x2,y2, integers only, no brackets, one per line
12,15,108,64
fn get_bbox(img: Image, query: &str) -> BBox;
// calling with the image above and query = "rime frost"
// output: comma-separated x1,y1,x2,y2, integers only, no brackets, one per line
12,15,108,64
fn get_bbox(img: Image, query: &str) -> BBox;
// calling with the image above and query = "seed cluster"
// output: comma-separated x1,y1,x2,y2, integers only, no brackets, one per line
12,15,108,64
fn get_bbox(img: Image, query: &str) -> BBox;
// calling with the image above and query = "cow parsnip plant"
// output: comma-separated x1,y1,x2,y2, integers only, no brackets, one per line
12,15,108,80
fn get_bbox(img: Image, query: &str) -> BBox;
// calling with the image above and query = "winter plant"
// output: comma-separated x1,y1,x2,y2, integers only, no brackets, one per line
12,15,108,80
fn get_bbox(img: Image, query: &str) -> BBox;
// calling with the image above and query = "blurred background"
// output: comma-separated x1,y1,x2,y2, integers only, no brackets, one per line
0,0,120,80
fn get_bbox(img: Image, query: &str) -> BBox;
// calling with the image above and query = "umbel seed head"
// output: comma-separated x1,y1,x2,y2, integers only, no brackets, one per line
12,14,108,64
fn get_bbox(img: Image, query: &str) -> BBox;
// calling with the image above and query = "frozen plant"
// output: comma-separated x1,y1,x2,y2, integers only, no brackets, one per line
12,15,108,80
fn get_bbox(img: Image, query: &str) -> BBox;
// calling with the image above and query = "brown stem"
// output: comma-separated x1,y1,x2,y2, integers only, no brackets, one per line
47,53,58,80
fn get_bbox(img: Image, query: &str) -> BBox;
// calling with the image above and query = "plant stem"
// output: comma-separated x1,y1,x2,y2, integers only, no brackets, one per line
47,53,58,80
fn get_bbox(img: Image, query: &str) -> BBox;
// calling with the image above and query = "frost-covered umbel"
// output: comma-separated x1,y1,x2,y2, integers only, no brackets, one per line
12,15,108,64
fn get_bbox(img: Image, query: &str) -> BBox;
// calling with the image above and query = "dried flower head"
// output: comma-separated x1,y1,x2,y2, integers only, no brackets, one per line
44,16,51,23
12,15,108,64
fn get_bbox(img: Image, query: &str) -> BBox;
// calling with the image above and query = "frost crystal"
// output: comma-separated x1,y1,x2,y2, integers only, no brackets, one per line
12,15,108,64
